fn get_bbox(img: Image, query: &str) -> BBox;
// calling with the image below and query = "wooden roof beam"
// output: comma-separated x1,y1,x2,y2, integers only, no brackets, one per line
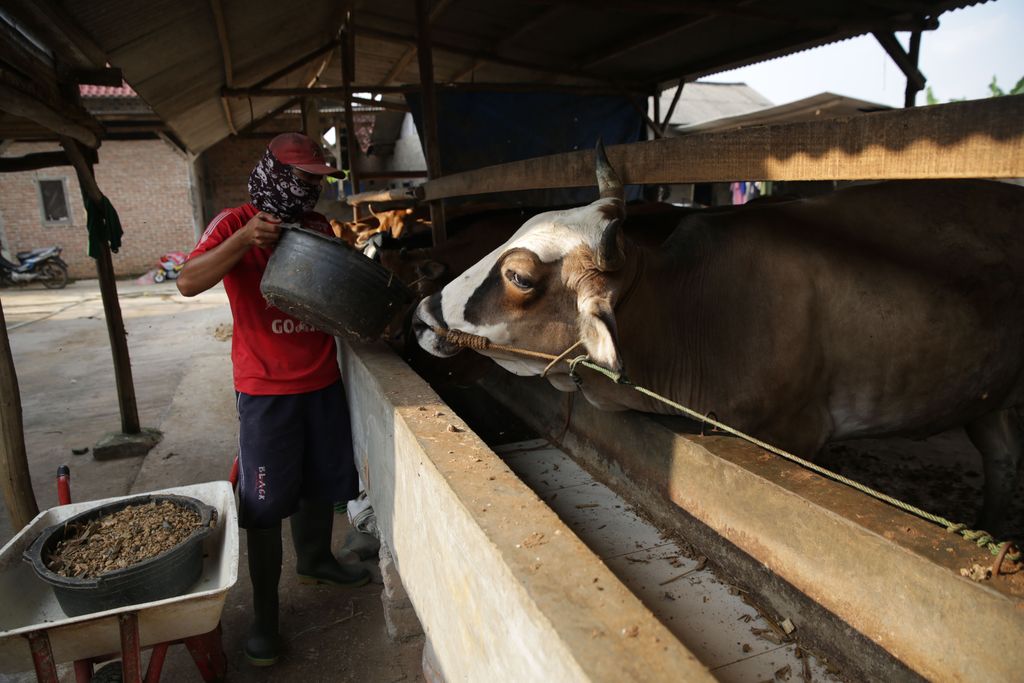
378,0,455,85
224,82,646,97
208,0,238,135
352,24,634,87
449,4,564,82
248,40,341,90
0,147,96,173
237,97,300,135
578,14,710,71
421,96,1024,201
873,31,927,93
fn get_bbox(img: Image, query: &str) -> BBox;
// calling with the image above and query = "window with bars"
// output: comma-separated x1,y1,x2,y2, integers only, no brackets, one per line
38,178,72,225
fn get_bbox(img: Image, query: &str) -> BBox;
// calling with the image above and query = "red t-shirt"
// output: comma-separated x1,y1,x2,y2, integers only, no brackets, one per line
189,204,340,395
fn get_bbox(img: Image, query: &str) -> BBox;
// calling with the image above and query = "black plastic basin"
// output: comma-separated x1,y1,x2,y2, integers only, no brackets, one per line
24,494,217,617
260,225,413,342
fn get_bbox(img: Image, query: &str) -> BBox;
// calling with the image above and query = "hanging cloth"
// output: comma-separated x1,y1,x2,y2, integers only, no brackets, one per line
84,195,123,258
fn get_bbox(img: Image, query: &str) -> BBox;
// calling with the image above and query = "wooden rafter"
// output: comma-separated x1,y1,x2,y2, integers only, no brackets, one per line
873,31,927,94
249,40,341,89
578,14,711,71
352,24,629,87
223,82,646,97
378,0,455,85
209,0,238,135
0,148,96,173
237,97,299,134
449,4,564,82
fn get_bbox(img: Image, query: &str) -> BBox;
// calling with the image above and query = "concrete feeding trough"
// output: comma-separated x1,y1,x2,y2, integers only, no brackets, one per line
340,339,1024,681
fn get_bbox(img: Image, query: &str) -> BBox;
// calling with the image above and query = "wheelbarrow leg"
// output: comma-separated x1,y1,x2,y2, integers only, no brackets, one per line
144,642,169,683
26,631,59,683
183,623,227,682
118,613,142,683
74,659,94,682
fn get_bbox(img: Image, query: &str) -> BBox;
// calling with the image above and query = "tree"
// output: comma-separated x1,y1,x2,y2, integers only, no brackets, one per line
928,75,1024,104
988,74,1024,97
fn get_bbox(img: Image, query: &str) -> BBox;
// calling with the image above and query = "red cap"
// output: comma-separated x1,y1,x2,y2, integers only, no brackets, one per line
268,132,343,177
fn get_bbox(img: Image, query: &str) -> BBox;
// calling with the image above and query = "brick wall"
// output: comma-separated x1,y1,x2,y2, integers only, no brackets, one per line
200,136,271,223
0,139,198,278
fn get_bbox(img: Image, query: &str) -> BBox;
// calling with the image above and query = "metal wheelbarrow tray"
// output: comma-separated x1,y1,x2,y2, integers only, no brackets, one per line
0,482,238,675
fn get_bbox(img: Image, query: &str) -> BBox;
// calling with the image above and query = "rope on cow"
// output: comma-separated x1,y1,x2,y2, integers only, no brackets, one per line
568,356,1021,563
432,325,1019,562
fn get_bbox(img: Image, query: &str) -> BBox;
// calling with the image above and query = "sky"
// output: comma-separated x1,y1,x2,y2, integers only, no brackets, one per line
700,0,1024,108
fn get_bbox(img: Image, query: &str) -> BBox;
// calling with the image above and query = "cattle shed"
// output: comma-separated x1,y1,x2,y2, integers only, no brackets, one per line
2,1,1024,682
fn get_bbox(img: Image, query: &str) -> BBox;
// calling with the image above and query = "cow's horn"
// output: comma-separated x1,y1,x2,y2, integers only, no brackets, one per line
595,139,624,202
596,218,625,271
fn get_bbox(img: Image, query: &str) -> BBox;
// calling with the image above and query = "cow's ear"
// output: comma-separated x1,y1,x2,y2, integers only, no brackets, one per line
578,295,622,373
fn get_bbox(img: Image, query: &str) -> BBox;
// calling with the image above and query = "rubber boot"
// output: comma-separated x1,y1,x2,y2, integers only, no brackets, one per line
244,524,283,667
290,499,370,587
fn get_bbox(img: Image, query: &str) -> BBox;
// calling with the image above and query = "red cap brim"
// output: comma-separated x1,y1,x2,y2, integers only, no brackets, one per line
293,162,345,178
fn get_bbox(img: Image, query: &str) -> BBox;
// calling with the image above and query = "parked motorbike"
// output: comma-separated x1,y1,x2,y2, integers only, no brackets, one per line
0,246,69,289
152,251,187,283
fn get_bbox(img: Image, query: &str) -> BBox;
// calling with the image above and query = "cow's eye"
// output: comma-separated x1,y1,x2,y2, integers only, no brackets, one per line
505,269,533,290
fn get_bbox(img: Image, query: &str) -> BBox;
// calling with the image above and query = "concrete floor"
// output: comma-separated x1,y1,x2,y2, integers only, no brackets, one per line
0,279,423,682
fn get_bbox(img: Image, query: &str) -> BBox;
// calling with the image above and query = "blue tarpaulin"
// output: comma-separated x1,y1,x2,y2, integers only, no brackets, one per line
405,91,644,207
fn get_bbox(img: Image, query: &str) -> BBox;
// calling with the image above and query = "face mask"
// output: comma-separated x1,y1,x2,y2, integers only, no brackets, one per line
247,147,322,221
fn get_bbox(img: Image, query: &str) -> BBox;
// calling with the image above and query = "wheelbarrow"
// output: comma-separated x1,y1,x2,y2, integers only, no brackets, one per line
0,476,239,682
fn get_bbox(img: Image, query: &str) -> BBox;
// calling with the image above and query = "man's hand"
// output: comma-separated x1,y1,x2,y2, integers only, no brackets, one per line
245,212,282,249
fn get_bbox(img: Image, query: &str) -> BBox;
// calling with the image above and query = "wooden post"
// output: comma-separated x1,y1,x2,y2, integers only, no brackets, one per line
904,29,922,108
301,98,318,138
341,14,361,222
0,298,38,530
415,0,446,245
59,136,141,435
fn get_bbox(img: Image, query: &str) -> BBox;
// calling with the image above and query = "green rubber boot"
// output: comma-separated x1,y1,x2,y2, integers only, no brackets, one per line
244,524,283,667
290,499,370,587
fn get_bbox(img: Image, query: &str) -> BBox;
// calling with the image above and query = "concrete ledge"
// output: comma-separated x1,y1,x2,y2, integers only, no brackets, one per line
481,371,1024,682
340,341,713,682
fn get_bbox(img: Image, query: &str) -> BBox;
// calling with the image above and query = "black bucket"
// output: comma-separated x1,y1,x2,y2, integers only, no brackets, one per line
24,494,217,617
260,225,413,342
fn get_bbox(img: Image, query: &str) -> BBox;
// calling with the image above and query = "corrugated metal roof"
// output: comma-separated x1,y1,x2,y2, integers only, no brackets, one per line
655,82,775,128
1,0,990,153
671,92,893,134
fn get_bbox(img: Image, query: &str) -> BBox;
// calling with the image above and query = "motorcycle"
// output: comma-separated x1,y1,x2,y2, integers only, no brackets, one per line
0,245,69,289
152,251,187,283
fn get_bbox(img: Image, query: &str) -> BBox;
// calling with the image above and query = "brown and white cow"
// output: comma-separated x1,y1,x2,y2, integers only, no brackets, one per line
413,144,1024,532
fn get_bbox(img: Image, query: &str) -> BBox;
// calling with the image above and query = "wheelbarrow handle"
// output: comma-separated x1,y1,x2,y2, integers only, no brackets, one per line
57,464,71,506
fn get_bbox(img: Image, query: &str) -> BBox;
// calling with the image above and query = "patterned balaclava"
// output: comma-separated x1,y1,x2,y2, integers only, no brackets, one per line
247,147,322,221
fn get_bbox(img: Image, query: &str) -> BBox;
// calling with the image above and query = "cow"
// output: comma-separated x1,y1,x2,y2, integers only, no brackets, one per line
330,204,429,249
412,143,1024,534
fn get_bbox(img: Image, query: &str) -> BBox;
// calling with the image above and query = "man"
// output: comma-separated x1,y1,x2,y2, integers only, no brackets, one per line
177,132,369,666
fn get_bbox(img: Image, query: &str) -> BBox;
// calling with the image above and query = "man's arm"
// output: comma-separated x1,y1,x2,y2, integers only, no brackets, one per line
177,212,282,296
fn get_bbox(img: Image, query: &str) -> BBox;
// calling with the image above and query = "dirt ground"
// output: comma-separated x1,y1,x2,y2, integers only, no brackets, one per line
0,279,424,683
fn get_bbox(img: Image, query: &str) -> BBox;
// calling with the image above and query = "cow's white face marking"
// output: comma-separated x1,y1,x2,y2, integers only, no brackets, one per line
413,197,625,379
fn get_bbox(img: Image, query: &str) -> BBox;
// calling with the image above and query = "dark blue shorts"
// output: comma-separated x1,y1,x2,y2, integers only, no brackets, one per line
236,380,359,529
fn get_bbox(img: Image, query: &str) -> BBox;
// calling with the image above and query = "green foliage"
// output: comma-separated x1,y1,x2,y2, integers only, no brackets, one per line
927,74,1023,103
